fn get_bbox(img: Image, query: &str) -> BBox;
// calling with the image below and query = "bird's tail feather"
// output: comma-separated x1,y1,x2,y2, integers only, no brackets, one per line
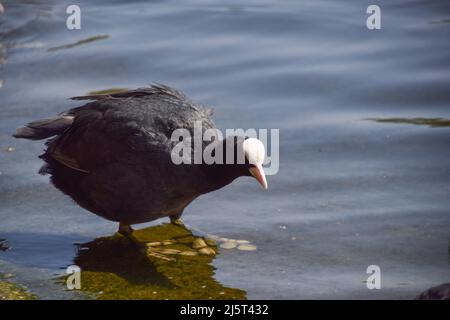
13,115,74,140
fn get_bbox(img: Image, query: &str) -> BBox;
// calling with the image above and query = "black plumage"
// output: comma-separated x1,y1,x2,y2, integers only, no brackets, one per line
14,84,262,228
416,283,450,300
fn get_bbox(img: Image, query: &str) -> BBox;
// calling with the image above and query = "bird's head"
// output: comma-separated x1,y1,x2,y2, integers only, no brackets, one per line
206,136,268,190
241,138,268,189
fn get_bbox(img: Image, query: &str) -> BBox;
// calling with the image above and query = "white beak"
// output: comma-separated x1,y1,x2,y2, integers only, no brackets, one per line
249,164,268,190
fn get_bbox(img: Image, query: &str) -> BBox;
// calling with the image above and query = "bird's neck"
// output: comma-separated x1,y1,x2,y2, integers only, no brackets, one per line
202,163,242,193
199,137,249,193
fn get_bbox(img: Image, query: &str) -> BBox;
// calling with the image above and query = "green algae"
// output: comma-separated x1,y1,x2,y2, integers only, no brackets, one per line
87,88,129,95
48,35,109,52
1,243,35,299
368,117,450,128
0,279,36,300
67,223,246,300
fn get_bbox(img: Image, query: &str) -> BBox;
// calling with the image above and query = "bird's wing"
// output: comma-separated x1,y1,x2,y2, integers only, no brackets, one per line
47,105,170,173
48,84,216,172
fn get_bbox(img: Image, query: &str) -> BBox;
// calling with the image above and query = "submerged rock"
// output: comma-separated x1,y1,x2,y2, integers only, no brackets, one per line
192,238,207,249
237,244,257,251
198,247,216,256
220,241,237,249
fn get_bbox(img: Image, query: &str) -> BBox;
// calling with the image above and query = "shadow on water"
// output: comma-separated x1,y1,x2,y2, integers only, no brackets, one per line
69,223,247,300
368,118,450,128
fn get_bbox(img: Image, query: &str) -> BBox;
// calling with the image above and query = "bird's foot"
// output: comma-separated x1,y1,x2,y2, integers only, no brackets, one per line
118,223,134,237
170,216,185,227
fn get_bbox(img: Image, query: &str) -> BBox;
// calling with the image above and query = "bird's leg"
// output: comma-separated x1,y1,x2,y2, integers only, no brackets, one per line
118,223,143,249
170,214,185,227
118,222,175,262
118,223,133,236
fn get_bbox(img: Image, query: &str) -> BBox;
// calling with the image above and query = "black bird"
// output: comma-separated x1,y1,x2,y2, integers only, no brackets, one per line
416,283,450,300
14,84,267,240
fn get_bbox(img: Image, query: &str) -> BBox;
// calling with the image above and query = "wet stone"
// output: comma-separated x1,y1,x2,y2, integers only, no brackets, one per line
198,247,215,255
192,238,207,249
220,242,237,249
237,244,257,251
205,238,216,246
178,250,198,256
157,248,181,255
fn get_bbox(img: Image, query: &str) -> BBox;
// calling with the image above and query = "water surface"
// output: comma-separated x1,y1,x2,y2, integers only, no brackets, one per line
1,0,450,299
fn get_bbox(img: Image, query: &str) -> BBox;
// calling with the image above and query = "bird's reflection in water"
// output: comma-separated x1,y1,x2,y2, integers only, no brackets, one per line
71,223,246,300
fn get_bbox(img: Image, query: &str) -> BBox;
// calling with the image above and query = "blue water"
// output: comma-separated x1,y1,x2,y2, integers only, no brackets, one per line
1,0,450,299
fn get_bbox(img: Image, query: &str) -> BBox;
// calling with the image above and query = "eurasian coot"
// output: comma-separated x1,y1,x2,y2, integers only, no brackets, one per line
14,84,267,241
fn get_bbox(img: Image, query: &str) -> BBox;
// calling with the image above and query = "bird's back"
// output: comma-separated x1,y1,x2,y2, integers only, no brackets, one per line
15,84,217,224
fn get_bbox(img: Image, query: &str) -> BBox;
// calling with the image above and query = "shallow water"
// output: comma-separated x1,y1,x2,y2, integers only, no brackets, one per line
1,0,450,299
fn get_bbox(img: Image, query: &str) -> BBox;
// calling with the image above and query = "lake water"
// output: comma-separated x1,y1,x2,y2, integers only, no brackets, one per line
1,0,449,299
